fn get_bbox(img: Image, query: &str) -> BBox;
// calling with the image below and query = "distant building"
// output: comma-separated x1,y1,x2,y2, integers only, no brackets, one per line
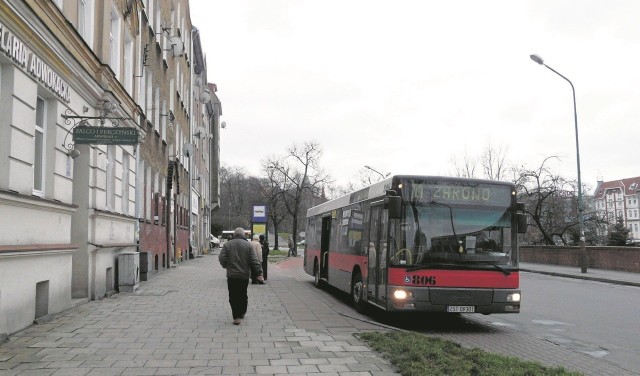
592,177,640,243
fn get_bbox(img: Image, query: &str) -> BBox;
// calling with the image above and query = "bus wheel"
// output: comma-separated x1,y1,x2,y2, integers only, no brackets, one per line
352,271,366,313
313,261,322,288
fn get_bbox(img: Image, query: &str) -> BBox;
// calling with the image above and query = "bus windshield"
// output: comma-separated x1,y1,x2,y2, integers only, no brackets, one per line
388,179,516,267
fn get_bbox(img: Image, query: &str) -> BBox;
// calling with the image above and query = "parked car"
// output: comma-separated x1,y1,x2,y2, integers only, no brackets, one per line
210,235,220,248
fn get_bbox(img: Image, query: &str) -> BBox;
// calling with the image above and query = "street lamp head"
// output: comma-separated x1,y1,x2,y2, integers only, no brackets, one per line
530,54,544,65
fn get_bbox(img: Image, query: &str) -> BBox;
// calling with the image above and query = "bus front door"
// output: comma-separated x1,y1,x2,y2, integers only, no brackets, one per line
367,204,383,305
320,215,331,280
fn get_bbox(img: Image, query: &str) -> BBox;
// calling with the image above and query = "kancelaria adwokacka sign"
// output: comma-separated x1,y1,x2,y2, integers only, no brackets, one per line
0,21,71,103
73,127,139,145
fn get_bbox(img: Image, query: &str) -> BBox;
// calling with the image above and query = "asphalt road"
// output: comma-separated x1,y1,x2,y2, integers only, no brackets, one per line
479,271,640,373
285,257,636,375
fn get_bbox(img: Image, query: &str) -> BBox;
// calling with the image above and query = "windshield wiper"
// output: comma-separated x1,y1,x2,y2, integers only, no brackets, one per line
459,260,512,276
407,262,462,272
480,262,511,276
408,261,512,276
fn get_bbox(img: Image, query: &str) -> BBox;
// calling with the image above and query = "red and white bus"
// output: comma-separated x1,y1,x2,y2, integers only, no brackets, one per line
303,175,527,314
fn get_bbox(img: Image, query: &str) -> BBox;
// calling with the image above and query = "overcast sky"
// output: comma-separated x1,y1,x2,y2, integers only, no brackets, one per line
189,0,640,192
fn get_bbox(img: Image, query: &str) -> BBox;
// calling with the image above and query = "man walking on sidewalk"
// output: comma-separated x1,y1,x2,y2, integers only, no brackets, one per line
218,227,263,325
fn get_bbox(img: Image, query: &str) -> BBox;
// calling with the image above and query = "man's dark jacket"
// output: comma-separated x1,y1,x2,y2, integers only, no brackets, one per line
218,236,263,279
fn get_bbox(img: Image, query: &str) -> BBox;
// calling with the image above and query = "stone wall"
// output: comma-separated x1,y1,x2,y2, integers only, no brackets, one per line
520,245,640,273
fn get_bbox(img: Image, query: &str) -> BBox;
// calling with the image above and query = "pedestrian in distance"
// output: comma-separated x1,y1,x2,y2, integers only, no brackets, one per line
250,234,264,284
288,235,297,257
218,227,263,325
259,234,269,280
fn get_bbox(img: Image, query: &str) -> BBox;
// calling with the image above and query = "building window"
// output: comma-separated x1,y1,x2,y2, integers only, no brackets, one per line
123,32,133,94
77,0,93,48
33,97,46,196
155,0,161,42
122,153,130,214
78,0,86,36
145,166,152,220
143,0,150,18
106,145,115,210
136,21,145,108
145,74,153,119
110,8,121,78
161,177,166,226
161,99,167,142
153,171,160,222
154,90,160,134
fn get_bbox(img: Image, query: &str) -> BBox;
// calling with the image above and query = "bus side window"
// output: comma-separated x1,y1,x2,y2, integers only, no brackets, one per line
330,211,339,252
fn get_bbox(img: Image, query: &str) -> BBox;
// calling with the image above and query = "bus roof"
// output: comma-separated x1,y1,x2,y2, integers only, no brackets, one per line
306,176,393,218
306,175,515,218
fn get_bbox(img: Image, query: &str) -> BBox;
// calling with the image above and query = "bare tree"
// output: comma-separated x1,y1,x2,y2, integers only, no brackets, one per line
329,167,388,198
449,142,510,181
481,142,509,181
512,156,582,245
266,142,332,254
214,165,261,232
449,148,477,178
325,183,355,200
255,161,289,250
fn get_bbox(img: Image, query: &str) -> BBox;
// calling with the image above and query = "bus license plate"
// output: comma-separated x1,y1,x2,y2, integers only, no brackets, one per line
447,305,475,313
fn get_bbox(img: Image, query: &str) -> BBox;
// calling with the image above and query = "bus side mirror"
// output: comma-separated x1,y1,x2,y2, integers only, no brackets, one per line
517,213,527,233
386,196,402,219
516,202,527,234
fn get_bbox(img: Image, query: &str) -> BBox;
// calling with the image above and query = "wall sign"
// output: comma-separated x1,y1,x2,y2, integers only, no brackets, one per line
73,126,138,145
0,21,71,102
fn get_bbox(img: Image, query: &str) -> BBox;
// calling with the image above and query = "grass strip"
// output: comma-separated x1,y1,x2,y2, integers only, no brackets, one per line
357,331,581,376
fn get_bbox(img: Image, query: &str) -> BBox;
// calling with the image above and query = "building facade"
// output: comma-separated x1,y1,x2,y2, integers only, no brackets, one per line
136,0,193,271
0,0,220,337
593,177,640,243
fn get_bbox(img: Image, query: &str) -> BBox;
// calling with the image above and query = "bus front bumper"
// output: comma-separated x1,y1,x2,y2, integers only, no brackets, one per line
386,287,521,314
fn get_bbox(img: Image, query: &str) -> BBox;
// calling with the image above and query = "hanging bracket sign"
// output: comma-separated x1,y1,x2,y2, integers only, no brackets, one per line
73,126,139,145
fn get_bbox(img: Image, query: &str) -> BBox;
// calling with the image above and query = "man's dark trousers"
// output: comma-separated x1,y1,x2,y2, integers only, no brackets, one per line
227,278,249,319
261,258,268,280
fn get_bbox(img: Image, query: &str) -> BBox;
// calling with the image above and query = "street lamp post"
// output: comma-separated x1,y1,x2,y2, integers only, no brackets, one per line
364,165,389,180
530,54,587,273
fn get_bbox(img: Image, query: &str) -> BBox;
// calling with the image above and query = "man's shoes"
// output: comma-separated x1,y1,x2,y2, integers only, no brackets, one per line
233,319,241,325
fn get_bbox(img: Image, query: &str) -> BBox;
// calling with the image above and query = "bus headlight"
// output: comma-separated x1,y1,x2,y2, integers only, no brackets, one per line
393,290,410,300
507,293,521,302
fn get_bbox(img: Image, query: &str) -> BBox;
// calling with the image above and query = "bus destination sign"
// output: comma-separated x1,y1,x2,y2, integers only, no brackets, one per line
411,183,512,206
73,126,139,145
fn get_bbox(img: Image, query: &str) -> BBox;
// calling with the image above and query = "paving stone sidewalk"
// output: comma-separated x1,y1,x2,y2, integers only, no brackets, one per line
0,254,397,376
